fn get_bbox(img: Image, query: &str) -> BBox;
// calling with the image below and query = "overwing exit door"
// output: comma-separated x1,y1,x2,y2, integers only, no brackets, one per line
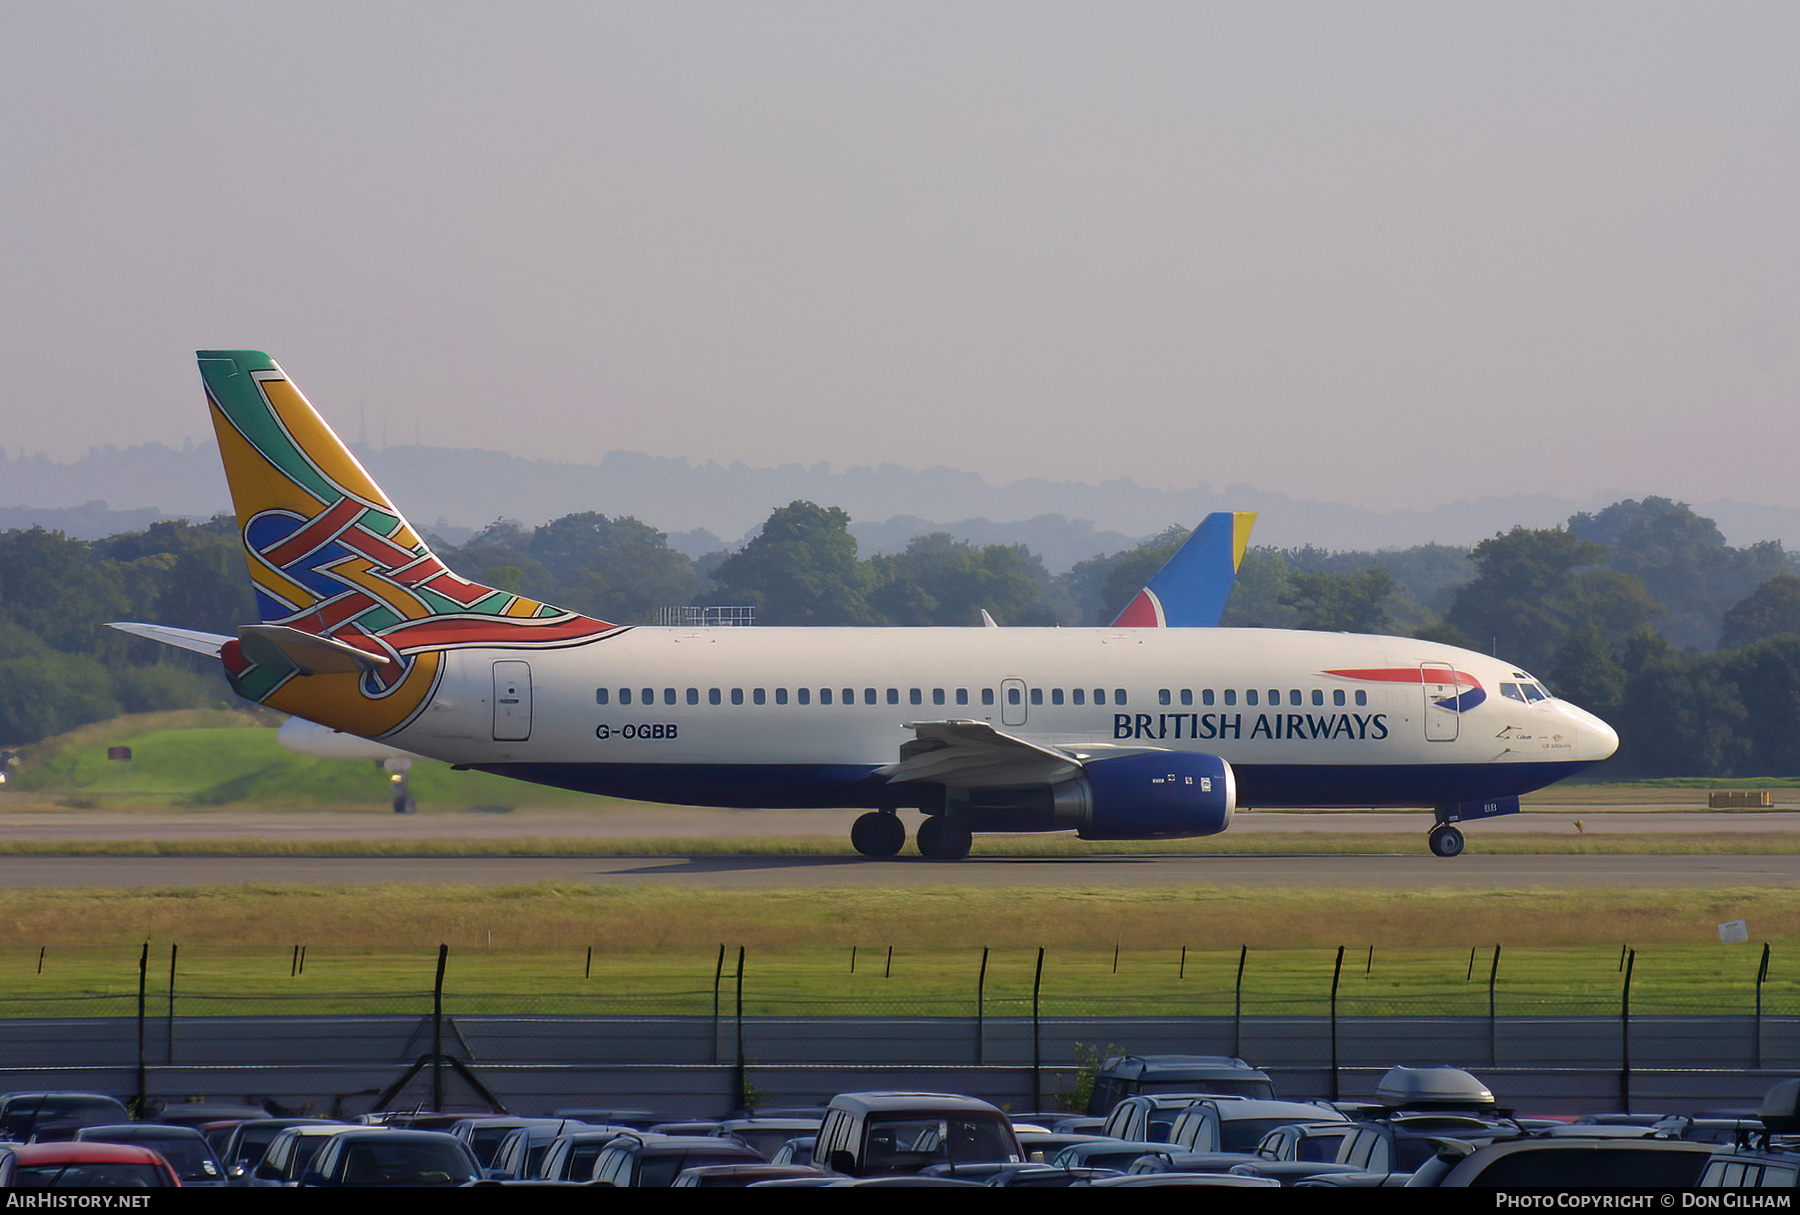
493,660,532,741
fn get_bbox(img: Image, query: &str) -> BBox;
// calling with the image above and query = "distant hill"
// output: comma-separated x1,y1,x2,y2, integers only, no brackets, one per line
5,441,1797,568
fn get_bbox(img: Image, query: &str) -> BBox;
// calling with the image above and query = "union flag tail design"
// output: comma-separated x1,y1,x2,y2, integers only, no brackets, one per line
199,350,617,737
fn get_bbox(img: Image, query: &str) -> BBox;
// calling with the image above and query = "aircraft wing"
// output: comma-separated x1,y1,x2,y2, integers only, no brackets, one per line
106,622,233,657
878,720,1085,788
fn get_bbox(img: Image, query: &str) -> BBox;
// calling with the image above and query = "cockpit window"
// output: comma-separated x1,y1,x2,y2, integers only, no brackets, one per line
1522,683,1549,703
1501,683,1526,703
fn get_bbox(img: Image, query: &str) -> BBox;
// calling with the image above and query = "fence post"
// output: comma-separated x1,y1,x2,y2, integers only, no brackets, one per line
711,944,725,1065
135,943,148,1115
1620,948,1635,1112
432,944,448,1111
733,946,747,1111
166,943,177,1065
1488,945,1502,1066
1031,947,1044,1113
1756,943,1771,1070
1329,946,1345,1102
976,947,988,1066
1234,945,1247,1059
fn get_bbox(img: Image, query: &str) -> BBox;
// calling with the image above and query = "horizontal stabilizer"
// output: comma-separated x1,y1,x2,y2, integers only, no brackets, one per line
238,624,394,675
106,622,233,657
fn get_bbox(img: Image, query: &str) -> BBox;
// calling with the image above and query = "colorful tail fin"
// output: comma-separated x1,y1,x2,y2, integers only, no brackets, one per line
199,350,615,736
1110,511,1256,628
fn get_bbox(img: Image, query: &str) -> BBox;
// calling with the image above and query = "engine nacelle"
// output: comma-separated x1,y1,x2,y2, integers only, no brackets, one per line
1051,752,1236,841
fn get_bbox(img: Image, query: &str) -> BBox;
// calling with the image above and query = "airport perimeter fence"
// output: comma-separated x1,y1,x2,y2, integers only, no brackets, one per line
1,941,1796,1116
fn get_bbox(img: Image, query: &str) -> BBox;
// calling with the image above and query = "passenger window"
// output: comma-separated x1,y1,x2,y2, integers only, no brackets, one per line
1246,690,1258,706
933,689,945,706
664,688,677,705
596,689,609,705
1268,689,1279,705
1180,689,1193,707
1311,689,1323,706
621,688,633,706
687,688,699,705
1202,689,1214,706
1052,688,1064,705
1333,689,1345,706
1159,689,1171,706
982,688,995,706
1114,689,1126,705
798,688,810,705
641,687,653,705
753,688,766,706
1289,689,1301,706
1007,687,1021,706
887,688,900,705
1030,688,1043,706
775,688,788,705
844,688,855,705
731,688,743,706
1355,690,1367,706
1094,689,1106,705
1073,689,1085,705
864,688,877,705
910,688,922,706
956,689,969,706
1224,690,1236,706
710,688,722,705
820,688,833,705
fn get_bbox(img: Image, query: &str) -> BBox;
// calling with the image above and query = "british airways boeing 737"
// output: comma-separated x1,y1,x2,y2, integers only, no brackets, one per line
111,351,1618,859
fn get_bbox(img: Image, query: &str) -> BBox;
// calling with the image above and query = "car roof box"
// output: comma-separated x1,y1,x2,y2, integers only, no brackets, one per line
1759,1079,1800,1133
1375,1066,1496,1112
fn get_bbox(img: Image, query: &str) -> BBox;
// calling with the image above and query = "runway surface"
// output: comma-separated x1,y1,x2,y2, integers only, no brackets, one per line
2,852,1795,889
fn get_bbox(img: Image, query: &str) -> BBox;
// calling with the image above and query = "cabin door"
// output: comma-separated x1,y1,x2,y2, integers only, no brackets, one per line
1001,679,1028,726
493,660,533,741
1421,662,1459,742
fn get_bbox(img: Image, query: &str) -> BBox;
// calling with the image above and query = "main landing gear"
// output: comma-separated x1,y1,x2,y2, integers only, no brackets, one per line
915,815,973,861
1428,822,1465,858
851,811,906,857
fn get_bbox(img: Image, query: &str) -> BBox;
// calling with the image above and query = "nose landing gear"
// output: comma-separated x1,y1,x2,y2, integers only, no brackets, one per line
1428,822,1465,858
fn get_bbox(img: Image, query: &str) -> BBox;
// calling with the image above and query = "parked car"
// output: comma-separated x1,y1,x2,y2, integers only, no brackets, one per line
0,1093,131,1142
534,1127,641,1181
75,1124,228,1186
299,1130,483,1187
588,1133,766,1187
1405,1137,1714,1187
670,1163,828,1186
217,1118,342,1181
1087,1055,1275,1115
11,1142,178,1188
814,1093,1022,1178
1166,1098,1348,1154
1696,1078,1800,1189
246,1125,380,1188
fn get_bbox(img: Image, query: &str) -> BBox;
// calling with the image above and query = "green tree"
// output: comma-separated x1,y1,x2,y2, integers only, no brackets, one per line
1280,567,1397,633
710,501,876,624
1719,574,1800,651
1446,527,1611,672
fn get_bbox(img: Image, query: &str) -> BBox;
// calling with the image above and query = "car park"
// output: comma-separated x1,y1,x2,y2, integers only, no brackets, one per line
814,1092,1022,1178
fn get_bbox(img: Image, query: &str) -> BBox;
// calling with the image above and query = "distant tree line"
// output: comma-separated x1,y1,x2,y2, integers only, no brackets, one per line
4,495,1800,779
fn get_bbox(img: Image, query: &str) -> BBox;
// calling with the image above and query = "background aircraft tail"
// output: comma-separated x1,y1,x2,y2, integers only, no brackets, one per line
1110,511,1256,628
197,350,616,736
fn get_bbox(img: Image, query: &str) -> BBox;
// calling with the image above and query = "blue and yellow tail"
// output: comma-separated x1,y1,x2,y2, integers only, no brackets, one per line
1110,511,1256,628
199,350,615,736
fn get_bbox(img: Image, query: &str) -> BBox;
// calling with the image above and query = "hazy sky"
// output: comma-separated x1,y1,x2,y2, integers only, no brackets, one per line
4,2,1797,512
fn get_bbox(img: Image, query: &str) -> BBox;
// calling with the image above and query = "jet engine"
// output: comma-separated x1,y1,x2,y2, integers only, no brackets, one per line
1051,751,1236,840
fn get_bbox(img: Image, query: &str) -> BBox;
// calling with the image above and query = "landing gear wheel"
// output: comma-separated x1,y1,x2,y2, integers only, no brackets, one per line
1428,824,1465,858
851,811,906,857
915,815,973,860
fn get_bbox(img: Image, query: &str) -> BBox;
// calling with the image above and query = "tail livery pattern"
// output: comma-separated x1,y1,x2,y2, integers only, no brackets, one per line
1111,512,1257,628
200,350,617,737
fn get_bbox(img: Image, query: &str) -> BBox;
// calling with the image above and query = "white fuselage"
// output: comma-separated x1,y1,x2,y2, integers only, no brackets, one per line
381,626,1615,811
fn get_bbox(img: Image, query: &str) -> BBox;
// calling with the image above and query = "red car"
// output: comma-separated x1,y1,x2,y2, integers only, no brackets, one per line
11,1142,180,1188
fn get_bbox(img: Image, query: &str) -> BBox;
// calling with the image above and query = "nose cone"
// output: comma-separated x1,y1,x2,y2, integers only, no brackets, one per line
1563,703,1619,762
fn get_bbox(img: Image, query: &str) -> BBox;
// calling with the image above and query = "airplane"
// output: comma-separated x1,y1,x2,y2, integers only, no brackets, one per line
110,350,1618,860
1109,512,1256,628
